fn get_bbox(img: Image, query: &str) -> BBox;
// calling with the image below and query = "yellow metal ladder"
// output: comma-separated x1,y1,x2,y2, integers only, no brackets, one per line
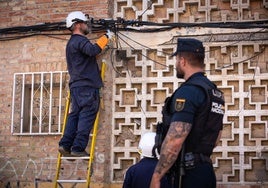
54,61,107,188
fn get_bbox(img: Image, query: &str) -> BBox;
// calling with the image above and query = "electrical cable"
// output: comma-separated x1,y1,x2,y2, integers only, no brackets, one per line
117,34,170,69
110,48,124,77
203,28,267,58
118,31,172,57
138,0,153,19
224,48,262,128
1,14,266,138
109,35,148,116
1,15,266,82
1,17,264,128
125,64,147,117
118,34,265,73
106,22,267,122
117,29,267,73
0,30,107,41
115,35,267,123
118,28,267,56
206,48,265,73
114,34,167,117
1,19,268,41
116,33,266,123
118,31,266,73
118,32,265,127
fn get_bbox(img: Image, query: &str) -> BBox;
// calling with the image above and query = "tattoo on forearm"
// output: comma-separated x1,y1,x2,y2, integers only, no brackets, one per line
154,121,192,176
168,121,192,139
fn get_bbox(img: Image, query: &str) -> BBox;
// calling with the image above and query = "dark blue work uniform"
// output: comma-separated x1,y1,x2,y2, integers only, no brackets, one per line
169,72,219,188
123,157,171,188
59,34,103,153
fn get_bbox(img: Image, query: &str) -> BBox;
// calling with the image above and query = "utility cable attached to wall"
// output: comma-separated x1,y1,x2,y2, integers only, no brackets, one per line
1,18,268,41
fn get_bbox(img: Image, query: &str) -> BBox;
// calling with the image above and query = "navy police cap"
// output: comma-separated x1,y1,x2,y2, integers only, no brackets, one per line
171,38,204,57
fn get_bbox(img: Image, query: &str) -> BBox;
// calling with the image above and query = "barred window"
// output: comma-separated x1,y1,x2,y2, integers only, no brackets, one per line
11,71,69,135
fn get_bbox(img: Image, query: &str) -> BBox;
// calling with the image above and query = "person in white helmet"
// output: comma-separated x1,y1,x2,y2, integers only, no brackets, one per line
59,11,113,157
123,132,171,188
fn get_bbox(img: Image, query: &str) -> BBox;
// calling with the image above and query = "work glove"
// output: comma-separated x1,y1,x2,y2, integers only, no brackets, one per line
96,35,108,50
96,30,115,50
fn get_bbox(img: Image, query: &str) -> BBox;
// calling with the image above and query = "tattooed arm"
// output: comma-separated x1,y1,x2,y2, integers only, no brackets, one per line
150,121,192,188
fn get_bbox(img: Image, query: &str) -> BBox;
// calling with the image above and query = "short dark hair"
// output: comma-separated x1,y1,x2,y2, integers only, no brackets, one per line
178,52,205,68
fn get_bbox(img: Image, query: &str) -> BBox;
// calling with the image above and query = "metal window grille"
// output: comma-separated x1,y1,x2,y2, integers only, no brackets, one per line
11,71,69,135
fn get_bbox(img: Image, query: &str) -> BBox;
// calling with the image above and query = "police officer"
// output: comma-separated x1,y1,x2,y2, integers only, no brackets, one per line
123,132,171,188
150,38,225,188
58,11,113,157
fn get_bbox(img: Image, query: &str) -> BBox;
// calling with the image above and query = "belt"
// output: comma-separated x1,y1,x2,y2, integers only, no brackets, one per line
193,153,212,164
184,152,212,169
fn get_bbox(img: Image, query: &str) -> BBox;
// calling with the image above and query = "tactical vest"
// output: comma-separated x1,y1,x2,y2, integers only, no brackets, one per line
155,76,225,157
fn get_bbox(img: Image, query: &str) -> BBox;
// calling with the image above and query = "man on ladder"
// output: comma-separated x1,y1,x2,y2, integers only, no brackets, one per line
55,11,113,188
58,11,113,157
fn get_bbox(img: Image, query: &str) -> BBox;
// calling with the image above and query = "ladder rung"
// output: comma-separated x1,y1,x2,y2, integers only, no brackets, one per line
60,156,90,160
57,179,87,183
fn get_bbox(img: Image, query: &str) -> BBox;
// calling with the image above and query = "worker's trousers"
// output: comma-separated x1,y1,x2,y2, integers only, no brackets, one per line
59,87,99,152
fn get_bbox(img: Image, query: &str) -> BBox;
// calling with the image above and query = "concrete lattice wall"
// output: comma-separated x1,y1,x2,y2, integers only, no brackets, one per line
0,0,267,187
110,0,268,187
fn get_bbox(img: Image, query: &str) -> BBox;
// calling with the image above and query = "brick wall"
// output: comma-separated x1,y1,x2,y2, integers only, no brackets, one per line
0,0,113,187
0,0,111,27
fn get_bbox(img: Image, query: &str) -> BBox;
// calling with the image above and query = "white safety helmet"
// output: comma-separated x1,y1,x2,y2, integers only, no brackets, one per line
138,132,158,158
66,11,89,28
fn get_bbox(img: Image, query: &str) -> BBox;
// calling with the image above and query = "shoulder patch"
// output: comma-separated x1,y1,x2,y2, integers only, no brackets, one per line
175,98,186,112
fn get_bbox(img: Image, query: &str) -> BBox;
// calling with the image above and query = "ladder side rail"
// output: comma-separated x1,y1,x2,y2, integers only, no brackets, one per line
86,61,106,187
54,91,71,188
54,61,106,188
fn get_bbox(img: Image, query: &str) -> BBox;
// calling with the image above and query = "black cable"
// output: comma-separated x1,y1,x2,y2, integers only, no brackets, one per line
119,28,267,57
205,48,265,72
121,50,148,117
204,28,267,54
1,17,266,74
117,32,265,128
1,19,268,40
118,31,172,57
110,48,123,76
0,31,108,41
117,30,267,74
114,19,268,33
138,0,153,19
222,48,263,127
117,29,267,71
0,22,66,34
117,34,170,69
